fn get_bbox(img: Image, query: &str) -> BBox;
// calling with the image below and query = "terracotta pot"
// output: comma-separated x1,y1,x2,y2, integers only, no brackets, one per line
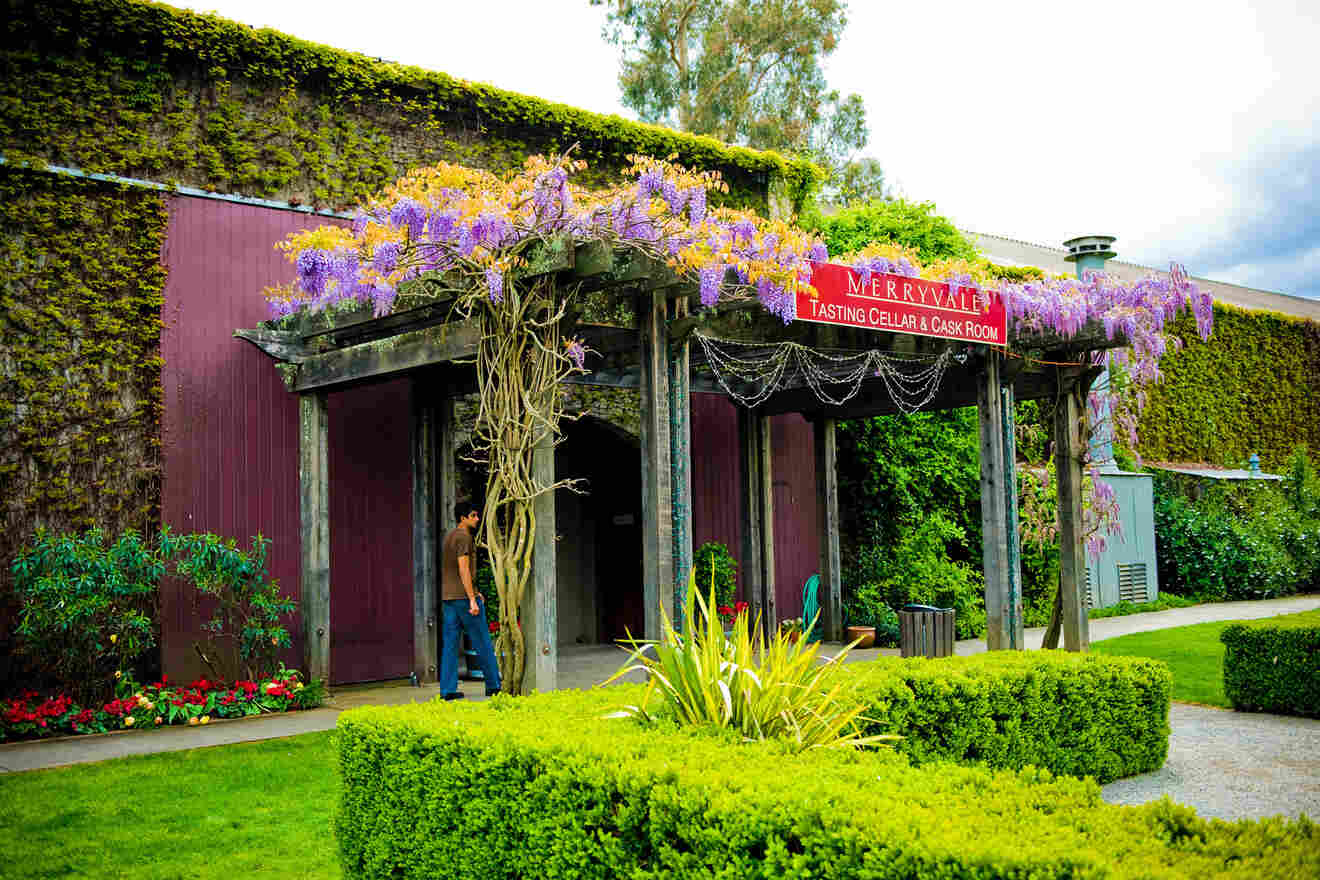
845,625,876,649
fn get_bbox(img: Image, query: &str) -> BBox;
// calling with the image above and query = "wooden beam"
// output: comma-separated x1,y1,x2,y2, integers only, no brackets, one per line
299,392,330,685
1054,380,1090,652
639,291,674,639
233,328,310,362
813,417,842,642
977,352,1011,650
669,299,694,625
410,378,438,684
521,432,557,692
737,406,764,642
290,321,481,393
758,413,777,642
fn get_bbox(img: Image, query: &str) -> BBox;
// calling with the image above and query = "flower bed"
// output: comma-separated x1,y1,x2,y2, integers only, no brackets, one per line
0,667,326,742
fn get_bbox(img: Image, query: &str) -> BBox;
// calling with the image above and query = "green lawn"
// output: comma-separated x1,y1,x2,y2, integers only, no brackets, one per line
1091,620,1232,707
0,731,340,880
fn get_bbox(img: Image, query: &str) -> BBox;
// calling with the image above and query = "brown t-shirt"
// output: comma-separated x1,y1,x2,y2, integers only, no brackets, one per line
440,525,475,601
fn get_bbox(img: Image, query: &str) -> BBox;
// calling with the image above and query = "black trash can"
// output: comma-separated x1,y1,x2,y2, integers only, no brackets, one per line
898,604,955,658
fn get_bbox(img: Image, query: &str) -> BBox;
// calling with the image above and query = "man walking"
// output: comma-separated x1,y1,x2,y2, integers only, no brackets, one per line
439,500,501,700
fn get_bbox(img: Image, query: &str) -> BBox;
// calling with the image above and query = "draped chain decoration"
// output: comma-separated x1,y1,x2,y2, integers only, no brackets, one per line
692,333,963,414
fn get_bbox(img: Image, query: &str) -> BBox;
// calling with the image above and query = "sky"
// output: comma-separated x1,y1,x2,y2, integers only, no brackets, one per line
180,0,1319,299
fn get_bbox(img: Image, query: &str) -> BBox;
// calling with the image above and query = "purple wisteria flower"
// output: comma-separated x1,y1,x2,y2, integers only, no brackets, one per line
296,249,332,296
389,199,427,240
372,241,400,274
485,267,504,304
808,241,829,264
699,264,725,307
564,338,586,370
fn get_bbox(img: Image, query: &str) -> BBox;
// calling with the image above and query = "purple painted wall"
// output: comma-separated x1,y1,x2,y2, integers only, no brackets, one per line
689,396,817,621
159,196,413,685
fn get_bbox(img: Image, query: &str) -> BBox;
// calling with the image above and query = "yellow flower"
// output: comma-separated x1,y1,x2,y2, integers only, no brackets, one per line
109,634,117,644
123,716,135,727
294,683,303,691
114,670,122,679
200,715,211,725
188,716,199,726
154,716,163,725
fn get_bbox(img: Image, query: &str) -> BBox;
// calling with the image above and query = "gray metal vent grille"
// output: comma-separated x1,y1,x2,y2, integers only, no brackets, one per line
1085,568,1095,609
1117,563,1149,604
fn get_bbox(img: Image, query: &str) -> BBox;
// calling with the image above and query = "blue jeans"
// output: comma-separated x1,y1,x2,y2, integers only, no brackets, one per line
440,597,501,695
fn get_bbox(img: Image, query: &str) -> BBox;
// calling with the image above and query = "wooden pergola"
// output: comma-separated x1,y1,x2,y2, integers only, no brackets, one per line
239,240,1115,690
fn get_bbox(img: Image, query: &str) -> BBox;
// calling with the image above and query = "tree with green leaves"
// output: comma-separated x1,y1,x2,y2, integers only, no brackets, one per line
592,0,871,183
808,198,980,263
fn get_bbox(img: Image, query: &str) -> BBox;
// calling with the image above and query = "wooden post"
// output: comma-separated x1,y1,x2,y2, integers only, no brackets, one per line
814,417,842,642
639,291,674,639
738,406,763,639
668,299,693,626
1054,381,1090,651
1000,384,1024,649
438,394,457,544
411,378,438,683
977,352,1011,650
299,391,330,684
758,414,777,642
521,432,557,692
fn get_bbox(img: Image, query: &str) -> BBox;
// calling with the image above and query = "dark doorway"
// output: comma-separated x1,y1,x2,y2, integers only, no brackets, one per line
555,417,642,644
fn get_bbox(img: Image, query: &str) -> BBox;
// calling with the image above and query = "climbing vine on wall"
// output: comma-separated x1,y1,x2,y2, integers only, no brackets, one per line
1136,304,1320,467
1,0,821,214
0,168,166,603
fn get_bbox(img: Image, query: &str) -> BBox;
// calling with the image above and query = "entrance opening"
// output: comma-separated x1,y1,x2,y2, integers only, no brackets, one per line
555,417,642,645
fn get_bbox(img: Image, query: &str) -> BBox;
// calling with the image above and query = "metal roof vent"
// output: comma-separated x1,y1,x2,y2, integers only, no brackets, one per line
1063,235,1118,264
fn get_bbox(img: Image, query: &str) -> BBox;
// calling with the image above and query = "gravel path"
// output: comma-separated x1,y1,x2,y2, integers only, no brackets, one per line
1101,703,1320,821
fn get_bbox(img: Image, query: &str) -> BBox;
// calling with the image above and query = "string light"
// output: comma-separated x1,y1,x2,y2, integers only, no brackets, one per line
693,333,962,414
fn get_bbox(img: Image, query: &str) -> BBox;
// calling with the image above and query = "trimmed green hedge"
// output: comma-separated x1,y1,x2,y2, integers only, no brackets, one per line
335,687,1317,880
1221,610,1320,718
1137,304,1320,468
849,652,1171,783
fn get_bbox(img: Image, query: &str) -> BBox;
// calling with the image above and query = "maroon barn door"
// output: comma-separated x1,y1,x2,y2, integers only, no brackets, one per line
327,379,415,684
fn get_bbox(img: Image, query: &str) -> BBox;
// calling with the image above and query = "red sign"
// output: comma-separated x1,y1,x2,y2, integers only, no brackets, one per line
797,263,1007,346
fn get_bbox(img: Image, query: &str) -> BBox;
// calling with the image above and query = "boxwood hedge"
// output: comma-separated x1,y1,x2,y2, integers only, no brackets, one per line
1221,610,1320,718
849,652,1172,783
335,686,1316,880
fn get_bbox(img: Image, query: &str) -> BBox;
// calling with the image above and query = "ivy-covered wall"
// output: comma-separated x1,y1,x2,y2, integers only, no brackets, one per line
1136,304,1320,468
0,0,818,659
1,0,820,214
0,166,167,606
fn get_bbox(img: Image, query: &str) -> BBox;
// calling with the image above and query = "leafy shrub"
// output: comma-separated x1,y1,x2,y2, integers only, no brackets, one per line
693,541,738,608
605,584,886,752
1153,482,1297,600
334,687,1318,880
848,514,987,639
1221,610,1320,718
11,529,164,702
162,530,295,681
1087,594,1199,619
849,652,1172,783
10,527,303,700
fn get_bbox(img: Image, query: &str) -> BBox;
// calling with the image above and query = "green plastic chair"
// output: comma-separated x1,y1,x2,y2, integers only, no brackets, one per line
802,574,822,643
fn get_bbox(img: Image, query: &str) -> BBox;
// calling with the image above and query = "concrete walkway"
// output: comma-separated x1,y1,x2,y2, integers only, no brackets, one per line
3,595,1317,819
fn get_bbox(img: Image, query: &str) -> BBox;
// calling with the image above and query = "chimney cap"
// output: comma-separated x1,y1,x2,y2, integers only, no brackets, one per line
1063,235,1117,262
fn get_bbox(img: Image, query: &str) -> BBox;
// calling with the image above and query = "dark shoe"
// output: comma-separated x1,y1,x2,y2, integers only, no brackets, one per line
442,692,465,701
485,688,501,697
